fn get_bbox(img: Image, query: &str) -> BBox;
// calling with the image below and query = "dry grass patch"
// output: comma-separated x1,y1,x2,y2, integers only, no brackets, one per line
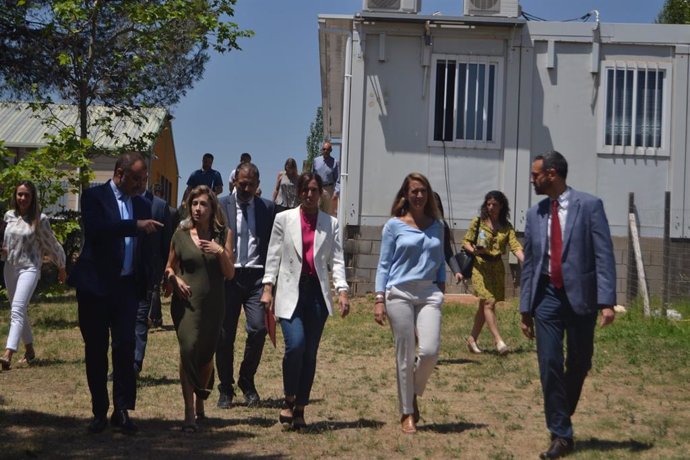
1,293,688,459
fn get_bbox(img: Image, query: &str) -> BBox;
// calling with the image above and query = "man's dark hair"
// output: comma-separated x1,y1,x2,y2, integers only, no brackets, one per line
202,152,214,161
236,162,260,181
114,152,145,173
240,152,252,163
535,150,568,179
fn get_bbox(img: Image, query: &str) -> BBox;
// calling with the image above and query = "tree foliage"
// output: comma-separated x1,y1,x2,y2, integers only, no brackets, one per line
0,0,251,191
305,106,324,172
656,0,690,24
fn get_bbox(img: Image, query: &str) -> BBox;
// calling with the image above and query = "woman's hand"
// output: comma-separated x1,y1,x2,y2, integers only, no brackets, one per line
57,267,67,284
374,301,387,326
198,238,224,255
260,285,274,317
454,272,463,284
338,291,350,318
171,274,192,299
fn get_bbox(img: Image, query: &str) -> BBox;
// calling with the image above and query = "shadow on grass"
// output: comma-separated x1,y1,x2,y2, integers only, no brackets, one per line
28,357,84,367
304,418,386,433
418,421,487,434
437,358,480,365
258,397,324,409
137,375,178,387
202,415,277,429
576,437,654,454
0,409,287,459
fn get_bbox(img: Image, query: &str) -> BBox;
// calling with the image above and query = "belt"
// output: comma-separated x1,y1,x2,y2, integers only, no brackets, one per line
478,254,502,262
299,273,319,285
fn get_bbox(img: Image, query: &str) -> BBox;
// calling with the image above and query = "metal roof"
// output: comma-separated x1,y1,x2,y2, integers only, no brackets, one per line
0,102,168,150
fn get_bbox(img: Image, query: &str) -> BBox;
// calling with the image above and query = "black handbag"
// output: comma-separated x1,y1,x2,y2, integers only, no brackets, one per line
453,217,480,279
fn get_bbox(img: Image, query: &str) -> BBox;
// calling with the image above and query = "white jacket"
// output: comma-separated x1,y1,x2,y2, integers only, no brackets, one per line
262,207,348,319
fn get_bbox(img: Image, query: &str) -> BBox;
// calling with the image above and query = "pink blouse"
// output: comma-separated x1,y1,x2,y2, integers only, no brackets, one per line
300,209,318,276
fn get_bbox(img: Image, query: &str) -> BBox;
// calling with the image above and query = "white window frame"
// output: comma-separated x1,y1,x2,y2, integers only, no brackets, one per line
597,61,672,156
428,54,504,149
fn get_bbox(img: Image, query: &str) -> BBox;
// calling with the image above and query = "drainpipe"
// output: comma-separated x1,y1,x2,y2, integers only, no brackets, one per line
337,31,353,245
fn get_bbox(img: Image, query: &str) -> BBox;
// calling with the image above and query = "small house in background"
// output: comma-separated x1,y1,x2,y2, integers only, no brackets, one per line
0,102,179,208
319,0,690,301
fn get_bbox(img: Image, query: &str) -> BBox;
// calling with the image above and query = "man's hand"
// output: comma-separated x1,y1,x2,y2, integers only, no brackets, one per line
137,219,164,234
599,307,615,328
520,313,534,339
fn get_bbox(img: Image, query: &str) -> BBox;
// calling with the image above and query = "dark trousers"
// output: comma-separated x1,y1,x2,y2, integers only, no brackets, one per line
280,275,329,406
77,275,138,417
534,278,597,439
215,267,267,395
148,284,162,323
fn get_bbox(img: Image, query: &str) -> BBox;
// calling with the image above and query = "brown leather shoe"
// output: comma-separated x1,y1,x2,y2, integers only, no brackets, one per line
401,414,416,434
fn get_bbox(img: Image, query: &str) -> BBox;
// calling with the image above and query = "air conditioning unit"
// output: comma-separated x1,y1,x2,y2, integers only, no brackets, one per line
464,0,520,18
362,0,421,14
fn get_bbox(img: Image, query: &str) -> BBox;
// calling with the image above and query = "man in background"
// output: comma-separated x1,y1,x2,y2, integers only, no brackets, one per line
185,152,223,196
312,141,339,215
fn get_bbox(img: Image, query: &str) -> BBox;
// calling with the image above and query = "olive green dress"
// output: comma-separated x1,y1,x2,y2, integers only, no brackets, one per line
170,228,226,399
463,217,522,301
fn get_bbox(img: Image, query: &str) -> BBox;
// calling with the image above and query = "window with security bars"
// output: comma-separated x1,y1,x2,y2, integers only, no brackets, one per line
430,55,502,147
604,65,666,151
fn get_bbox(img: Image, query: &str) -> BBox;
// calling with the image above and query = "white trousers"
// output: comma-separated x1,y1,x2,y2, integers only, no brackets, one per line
4,263,40,352
386,280,443,415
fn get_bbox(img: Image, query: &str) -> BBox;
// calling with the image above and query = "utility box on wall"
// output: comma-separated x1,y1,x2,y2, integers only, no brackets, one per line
463,0,520,18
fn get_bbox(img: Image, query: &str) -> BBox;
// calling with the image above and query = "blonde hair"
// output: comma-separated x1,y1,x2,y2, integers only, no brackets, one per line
390,173,440,219
179,186,225,242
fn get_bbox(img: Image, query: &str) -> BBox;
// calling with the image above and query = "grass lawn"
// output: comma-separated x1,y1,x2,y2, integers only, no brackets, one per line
1,292,689,459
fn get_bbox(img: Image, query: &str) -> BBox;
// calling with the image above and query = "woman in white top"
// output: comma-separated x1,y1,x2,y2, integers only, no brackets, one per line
1,181,66,370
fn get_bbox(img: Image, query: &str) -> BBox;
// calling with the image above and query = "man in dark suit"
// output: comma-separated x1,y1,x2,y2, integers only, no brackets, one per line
68,152,163,434
520,151,616,459
216,162,275,408
133,183,173,375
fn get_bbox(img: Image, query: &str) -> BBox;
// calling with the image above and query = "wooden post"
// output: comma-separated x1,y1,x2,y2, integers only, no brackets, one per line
629,212,651,316
662,192,671,316
627,193,636,303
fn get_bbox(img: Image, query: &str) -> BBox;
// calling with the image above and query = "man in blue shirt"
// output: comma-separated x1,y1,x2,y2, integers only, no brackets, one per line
185,152,223,196
312,142,339,215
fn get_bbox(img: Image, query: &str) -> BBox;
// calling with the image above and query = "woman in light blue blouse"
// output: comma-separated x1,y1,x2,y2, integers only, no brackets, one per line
374,172,445,434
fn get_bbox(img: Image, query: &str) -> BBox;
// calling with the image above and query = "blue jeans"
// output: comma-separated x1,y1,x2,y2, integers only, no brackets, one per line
280,275,329,406
534,278,597,439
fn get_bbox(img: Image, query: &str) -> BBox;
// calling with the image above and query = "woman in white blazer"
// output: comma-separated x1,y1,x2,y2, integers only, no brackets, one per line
261,172,349,430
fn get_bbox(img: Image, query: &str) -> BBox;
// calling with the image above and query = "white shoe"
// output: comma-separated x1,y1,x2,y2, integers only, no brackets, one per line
496,340,509,356
466,337,482,354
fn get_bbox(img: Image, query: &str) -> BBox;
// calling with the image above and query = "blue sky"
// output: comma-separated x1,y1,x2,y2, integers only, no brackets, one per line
171,0,666,203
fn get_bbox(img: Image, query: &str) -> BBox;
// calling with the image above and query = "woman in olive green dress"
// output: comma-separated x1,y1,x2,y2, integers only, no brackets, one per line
164,185,235,431
463,191,523,355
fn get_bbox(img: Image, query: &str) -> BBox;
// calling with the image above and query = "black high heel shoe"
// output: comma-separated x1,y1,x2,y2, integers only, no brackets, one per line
279,398,295,424
291,407,306,430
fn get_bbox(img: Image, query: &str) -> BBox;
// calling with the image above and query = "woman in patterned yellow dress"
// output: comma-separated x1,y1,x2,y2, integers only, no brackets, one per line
462,191,523,355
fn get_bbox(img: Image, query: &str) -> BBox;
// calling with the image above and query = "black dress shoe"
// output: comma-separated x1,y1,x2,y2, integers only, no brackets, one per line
110,409,138,434
238,378,260,406
540,437,574,459
87,415,108,434
217,391,234,409
243,391,261,406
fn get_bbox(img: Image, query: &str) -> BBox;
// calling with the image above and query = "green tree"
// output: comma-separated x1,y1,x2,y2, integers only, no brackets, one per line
0,0,252,186
305,106,324,172
656,0,690,23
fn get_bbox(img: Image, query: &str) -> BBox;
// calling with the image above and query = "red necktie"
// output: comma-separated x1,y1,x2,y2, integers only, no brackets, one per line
550,199,563,289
